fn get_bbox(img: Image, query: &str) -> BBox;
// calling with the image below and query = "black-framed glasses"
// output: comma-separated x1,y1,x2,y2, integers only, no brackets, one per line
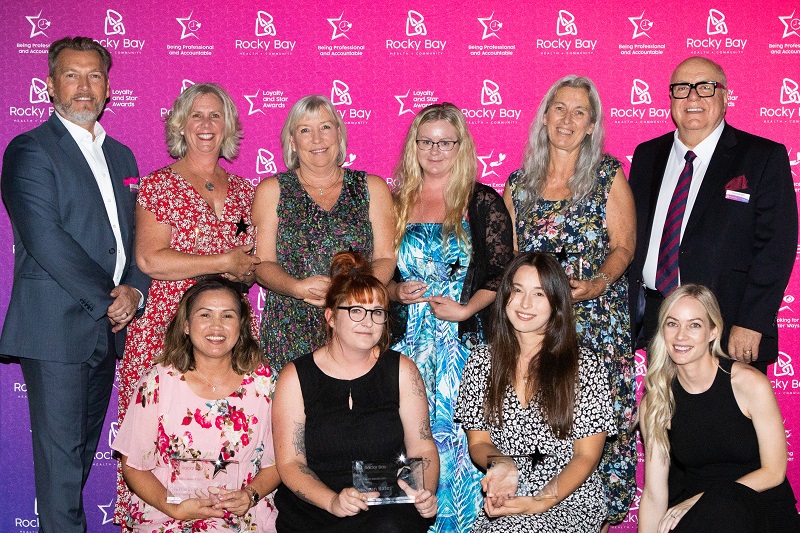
669,81,726,99
415,139,459,151
337,306,388,324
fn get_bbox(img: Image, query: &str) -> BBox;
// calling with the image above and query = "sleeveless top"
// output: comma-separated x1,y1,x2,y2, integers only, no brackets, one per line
669,357,796,508
274,350,428,532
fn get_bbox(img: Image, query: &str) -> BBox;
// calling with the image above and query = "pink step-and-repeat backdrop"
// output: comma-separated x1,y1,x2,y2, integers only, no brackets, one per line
1,1,799,531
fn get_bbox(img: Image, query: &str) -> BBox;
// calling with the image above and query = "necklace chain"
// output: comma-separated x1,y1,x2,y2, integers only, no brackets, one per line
298,167,342,196
194,367,224,393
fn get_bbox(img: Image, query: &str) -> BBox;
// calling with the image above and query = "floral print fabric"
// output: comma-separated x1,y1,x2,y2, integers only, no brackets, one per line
112,364,278,532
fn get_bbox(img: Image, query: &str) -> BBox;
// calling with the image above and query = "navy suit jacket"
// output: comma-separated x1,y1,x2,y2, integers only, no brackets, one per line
0,113,150,363
629,123,797,361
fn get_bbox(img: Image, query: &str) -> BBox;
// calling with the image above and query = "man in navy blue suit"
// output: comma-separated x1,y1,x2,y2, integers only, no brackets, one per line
629,56,797,372
0,37,149,532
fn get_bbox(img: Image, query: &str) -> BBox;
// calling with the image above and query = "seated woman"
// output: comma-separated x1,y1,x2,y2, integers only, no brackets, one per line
455,252,615,532
272,251,438,532
112,277,279,532
638,284,799,533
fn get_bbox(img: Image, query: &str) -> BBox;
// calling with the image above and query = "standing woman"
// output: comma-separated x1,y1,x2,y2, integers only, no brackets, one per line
639,285,799,533
390,103,513,532
253,95,395,371
116,83,261,528
503,76,637,526
455,252,615,532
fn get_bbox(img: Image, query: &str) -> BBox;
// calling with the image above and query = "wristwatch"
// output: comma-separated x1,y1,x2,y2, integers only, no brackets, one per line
244,485,260,506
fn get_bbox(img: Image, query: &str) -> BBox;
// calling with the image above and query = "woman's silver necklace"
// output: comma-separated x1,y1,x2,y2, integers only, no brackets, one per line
298,167,341,196
195,367,223,392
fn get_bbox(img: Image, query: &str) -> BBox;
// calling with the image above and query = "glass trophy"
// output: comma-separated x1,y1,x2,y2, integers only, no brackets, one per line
486,452,558,500
166,457,240,504
352,456,424,505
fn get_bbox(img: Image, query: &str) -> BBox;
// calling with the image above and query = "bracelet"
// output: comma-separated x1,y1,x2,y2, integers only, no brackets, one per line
590,272,611,295
244,485,260,507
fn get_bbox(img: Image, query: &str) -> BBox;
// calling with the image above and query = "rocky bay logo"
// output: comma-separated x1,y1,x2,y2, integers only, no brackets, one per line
387,10,445,54
477,150,506,180
13,499,38,531
176,12,201,40
780,293,795,313
256,149,277,175
330,80,371,124
630,79,652,105
628,11,653,39
610,78,670,123
557,10,577,36
395,89,438,115
686,9,745,52
331,80,352,106
105,9,125,36
328,12,352,40
781,78,800,104
537,10,596,53
236,11,295,55
26,10,50,38
462,80,521,124
775,351,795,378
481,80,502,105
478,13,502,40
29,78,48,104
706,9,727,35
780,11,800,38
256,11,276,37
181,79,195,93
406,10,427,36
97,9,145,52
635,350,647,376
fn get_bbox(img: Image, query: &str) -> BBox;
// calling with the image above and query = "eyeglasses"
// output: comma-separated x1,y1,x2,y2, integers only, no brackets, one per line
415,139,459,151
669,81,725,99
337,306,388,324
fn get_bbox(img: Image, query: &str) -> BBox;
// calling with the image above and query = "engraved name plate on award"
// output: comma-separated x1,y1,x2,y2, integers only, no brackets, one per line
487,452,558,500
352,456,424,505
166,456,240,504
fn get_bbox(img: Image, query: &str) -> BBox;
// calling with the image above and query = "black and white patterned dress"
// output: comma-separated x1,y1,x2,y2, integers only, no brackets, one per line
455,345,615,532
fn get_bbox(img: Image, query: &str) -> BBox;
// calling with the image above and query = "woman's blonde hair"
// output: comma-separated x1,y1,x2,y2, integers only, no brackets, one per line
392,103,477,251
642,284,726,460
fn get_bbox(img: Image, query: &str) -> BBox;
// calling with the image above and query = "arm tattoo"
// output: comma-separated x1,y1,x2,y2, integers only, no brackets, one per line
421,457,431,471
299,463,322,482
294,489,314,505
410,368,426,398
419,418,433,441
293,422,306,457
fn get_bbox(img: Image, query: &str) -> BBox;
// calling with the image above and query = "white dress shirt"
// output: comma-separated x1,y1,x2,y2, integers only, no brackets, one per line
643,120,726,289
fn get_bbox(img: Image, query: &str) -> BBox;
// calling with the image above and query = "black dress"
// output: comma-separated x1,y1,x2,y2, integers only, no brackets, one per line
275,350,430,533
669,357,800,532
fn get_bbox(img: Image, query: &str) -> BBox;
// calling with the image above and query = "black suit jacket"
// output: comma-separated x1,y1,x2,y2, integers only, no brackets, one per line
0,113,150,363
629,123,797,361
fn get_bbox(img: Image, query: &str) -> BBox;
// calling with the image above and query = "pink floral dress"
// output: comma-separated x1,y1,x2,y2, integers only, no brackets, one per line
116,167,257,524
112,363,278,532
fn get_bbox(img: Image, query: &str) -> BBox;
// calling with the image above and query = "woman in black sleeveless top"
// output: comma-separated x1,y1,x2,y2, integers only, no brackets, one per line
639,284,799,533
272,252,439,532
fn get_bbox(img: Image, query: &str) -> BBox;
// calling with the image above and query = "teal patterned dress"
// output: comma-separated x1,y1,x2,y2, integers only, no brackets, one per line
508,155,637,524
259,169,373,371
392,222,483,533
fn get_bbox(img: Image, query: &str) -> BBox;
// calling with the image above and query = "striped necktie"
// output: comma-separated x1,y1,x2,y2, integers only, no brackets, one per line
655,150,697,295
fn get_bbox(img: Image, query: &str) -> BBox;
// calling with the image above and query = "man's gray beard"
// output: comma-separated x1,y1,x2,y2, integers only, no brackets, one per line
53,97,104,125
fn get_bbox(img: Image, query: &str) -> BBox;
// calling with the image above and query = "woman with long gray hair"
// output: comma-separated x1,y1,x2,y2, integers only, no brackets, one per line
502,75,636,528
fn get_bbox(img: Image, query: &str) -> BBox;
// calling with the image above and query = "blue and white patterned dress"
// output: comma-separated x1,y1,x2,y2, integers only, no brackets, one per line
392,222,483,533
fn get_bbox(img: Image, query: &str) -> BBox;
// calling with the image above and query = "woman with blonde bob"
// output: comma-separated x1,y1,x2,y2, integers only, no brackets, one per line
639,284,799,533
389,102,513,533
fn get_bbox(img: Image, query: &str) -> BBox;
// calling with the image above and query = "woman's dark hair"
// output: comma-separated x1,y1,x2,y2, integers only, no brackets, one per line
485,252,579,438
157,277,261,374
325,252,391,353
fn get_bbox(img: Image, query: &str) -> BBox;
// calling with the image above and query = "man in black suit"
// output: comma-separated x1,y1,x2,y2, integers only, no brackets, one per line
0,37,149,532
629,56,797,372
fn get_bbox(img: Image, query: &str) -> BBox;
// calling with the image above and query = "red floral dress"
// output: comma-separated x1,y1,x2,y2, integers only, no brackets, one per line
112,364,277,532
116,167,257,525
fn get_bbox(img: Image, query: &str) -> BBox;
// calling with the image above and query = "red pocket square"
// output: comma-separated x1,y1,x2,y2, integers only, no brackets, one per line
725,175,748,191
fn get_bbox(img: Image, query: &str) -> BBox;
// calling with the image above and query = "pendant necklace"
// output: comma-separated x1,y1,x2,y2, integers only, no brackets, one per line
195,368,221,393
298,167,341,196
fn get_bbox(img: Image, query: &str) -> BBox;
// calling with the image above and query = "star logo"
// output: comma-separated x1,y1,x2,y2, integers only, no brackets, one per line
97,500,114,525
628,11,653,39
478,13,502,40
176,12,201,40
26,10,51,38
235,217,249,236
328,12,352,40
342,154,357,168
477,150,506,178
779,11,800,39
395,90,414,116
213,452,232,478
244,90,265,115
